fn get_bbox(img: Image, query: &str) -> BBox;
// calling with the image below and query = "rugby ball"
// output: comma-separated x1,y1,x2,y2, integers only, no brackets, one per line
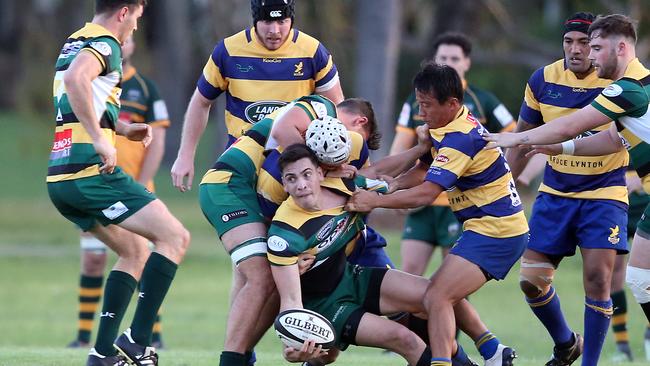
274,308,336,351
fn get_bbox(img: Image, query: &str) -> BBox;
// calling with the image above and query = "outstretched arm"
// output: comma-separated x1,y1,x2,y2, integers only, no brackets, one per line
528,124,624,157
504,118,539,180
485,105,611,148
270,264,303,311
345,180,443,213
360,126,431,179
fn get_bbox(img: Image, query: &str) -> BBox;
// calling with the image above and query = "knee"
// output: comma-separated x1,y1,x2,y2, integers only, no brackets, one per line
626,266,650,304
162,225,191,260
584,270,610,297
519,260,554,298
81,251,108,276
389,327,422,352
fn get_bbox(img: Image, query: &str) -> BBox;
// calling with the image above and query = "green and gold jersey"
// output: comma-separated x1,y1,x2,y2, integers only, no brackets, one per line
47,23,123,183
591,58,650,187
267,191,365,297
116,65,170,191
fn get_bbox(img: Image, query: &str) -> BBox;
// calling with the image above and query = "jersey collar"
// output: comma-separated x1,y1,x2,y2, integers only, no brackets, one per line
122,65,136,81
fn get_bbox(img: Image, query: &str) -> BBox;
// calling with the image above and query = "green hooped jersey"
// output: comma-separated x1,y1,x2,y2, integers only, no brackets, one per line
591,58,650,186
267,194,366,297
48,23,123,183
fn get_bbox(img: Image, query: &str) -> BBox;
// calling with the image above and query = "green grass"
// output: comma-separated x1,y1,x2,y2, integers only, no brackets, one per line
1,112,649,365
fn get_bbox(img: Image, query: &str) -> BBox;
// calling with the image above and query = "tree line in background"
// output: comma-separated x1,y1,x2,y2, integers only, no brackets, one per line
1,0,648,158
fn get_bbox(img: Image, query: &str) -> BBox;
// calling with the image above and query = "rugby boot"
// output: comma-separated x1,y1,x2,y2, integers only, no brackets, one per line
86,348,127,366
67,339,90,348
485,344,517,366
545,333,583,366
114,328,158,366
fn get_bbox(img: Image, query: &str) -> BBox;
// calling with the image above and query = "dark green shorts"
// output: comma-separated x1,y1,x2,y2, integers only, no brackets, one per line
402,206,460,247
47,168,156,231
629,191,650,236
303,265,387,350
199,177,266,237
636,201,650,237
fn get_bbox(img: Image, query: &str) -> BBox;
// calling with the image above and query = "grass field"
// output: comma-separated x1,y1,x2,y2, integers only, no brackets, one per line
1,112,648,365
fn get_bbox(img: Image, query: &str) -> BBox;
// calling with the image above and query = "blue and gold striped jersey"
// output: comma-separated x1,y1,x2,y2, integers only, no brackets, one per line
519,59,628,203
256,95,370,219
425,107,528,238
48,23,123,183
197,28,339,146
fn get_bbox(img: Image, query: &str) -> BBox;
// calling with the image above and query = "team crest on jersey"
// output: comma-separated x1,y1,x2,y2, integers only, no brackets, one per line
245,101,287,123
60,40,84,59
294,62,304,77
315,216,350,252
603,84,623,97
608,225,621,245
89,41,112,56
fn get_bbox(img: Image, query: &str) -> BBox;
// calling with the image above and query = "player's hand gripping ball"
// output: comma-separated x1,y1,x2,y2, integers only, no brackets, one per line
274,308,336,351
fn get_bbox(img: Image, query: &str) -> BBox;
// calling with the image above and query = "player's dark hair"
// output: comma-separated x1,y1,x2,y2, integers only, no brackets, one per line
337,98,381,151
95,0,146,14
279,144,319,173
413,64,464,104
589,14,637,43
432,32,472,57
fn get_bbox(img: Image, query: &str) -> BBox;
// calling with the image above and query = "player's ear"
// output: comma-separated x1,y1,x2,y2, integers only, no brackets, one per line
316,166,324,181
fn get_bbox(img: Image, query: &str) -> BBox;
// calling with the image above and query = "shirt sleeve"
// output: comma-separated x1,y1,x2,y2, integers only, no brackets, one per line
267,224,306,266
519,68,545,126
312,43,339,93
591,79,649,120
81,37,122,75
424,133,475,189
197,41,228,100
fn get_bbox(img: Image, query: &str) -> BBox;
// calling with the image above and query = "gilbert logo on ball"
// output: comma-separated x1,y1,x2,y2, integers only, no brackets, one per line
274,308,336,350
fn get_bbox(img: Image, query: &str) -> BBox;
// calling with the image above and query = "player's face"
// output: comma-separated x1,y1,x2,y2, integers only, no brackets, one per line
434,44,470,80
563,31,592,75
589,31,618,79
118,5,143,42
415,89,457,129
121,35,135,61
256,18,292,50
282,158,324,210
337,109,368,140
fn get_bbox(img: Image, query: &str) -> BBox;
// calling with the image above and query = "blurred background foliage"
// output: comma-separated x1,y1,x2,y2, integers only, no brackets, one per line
1,0,649,159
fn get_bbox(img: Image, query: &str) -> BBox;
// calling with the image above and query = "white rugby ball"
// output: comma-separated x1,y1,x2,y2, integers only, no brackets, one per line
274,308,336,351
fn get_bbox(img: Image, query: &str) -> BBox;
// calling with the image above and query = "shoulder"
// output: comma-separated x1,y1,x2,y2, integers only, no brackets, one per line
292,29,322,54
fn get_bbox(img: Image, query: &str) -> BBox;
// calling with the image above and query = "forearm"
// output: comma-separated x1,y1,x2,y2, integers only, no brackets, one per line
505,147,532,180
138,128,165,184
374,181,441,209
573,127,624,156
363,144,429,179
392,163,427,190
317,80,344,105
177,91,211,159
271,264,304,311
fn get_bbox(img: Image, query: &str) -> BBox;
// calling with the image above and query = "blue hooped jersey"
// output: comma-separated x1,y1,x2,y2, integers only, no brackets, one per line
197,28,339,147
519,59,628,203
424,107,528,238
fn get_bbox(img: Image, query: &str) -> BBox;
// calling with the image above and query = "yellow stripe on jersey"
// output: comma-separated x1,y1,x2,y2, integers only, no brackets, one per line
547,153,628,175
523,84,541,113
273,198,345,228
433,146,473,178
202,57,228,91
464,211,528,238
538,183,629,203
46,165,100,183
592,95,626,115
80,48,106,69
315,56,334,82
395,125,417,135
200,170,233,184
56,122,115,145
267,253,298,266
452,174,513,209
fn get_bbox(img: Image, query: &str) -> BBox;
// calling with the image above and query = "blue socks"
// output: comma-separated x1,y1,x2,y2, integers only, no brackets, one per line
526,286,573,345
474,331,500,360
582,297,612,366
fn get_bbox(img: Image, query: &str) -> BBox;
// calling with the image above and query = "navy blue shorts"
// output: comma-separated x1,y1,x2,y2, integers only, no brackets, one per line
450,230,528,280
347,226,395,269
528,193,629,256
